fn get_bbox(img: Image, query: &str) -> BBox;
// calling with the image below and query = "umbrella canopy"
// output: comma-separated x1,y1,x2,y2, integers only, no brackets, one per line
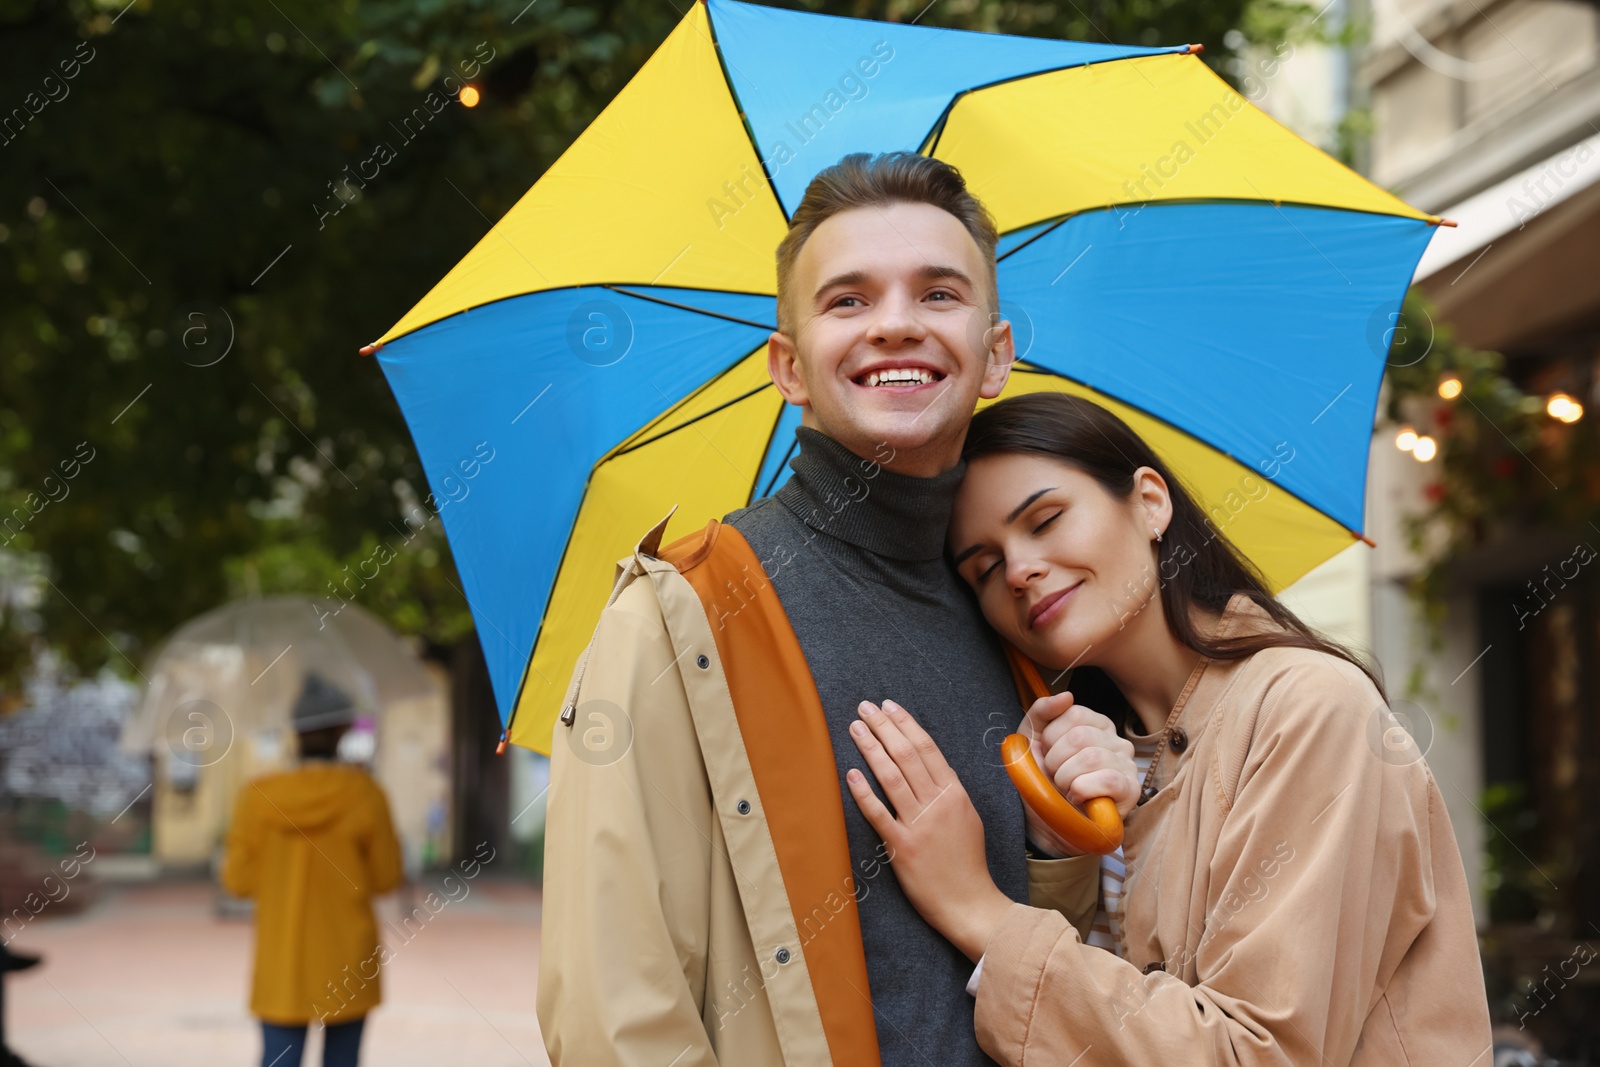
122,595,436,759
369,0,1443,754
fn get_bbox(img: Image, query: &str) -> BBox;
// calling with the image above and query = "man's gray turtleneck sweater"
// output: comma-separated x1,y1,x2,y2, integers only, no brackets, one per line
724,426,1028,1067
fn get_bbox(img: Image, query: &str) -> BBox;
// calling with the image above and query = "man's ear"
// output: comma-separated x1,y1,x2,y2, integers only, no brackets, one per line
768,330,811,407
979,315,1015,400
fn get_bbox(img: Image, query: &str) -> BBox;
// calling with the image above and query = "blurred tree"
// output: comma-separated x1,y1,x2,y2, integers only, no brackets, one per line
0,0,1296,700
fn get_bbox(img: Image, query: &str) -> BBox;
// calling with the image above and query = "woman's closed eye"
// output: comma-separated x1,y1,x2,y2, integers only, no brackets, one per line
974,510,1062,583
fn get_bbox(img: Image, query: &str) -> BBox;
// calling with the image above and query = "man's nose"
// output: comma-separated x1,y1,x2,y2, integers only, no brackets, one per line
866,290,926,345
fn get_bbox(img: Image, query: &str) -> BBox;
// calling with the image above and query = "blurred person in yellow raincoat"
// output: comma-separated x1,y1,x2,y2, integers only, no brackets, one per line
221,673,403,1067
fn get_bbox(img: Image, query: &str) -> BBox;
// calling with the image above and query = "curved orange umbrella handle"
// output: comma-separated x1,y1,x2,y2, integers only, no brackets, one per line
1001,733,1123,854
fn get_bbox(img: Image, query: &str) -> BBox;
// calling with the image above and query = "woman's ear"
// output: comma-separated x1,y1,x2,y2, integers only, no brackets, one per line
1132,466,1173,539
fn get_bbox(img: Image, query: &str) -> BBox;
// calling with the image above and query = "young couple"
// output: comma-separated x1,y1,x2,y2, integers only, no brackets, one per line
537,151,1492,1065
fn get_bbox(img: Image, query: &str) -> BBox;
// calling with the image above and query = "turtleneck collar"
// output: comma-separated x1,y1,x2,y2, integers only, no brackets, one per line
773,426,966,561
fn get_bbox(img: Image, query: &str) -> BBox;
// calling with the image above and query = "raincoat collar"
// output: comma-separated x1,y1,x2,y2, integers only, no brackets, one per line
1126,592,1291,792
775,426,964,561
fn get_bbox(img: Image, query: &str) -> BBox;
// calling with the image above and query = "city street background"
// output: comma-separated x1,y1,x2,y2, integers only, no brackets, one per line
3,0,1599,1062
8,879,546,1067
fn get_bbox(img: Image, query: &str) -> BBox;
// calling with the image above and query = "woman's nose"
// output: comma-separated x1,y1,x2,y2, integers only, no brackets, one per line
1007,556,1047,592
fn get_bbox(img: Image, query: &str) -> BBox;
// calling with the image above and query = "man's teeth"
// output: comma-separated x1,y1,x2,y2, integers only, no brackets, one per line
865,368,936,387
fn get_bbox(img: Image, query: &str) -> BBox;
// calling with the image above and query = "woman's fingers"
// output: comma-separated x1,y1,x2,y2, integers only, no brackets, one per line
854,700,937,801
1072,773,1141,816
1040,705,1125,777
1020,691,1075,748
846,767,899,843
880,699,956,783
846,747,1010,964
1041,713,1140,816
1039,703,1116,752
1053,755,1140,813
1041,722,1127,778
850,706,923,815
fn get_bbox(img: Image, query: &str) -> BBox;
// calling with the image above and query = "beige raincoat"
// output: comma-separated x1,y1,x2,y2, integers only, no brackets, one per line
536,513,1099,1066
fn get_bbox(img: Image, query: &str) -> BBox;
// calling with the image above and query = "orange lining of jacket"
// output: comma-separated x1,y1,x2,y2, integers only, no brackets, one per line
659,518,882,1065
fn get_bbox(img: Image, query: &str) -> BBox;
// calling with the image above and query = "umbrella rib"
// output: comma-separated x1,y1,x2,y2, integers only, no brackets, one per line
1008,365,1364,538
748,401,789,504
609,332,775,456
997,217,1071,264
997,198,1425,262
700,0,794,221
923,48,1187,159
757,431,800,501
606,285,776,331
503,382,775,738
613,381,776,457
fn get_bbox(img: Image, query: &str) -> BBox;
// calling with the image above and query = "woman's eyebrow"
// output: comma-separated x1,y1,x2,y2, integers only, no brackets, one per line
951,487,1057,566
1005,487,1056,524
952,542,983,566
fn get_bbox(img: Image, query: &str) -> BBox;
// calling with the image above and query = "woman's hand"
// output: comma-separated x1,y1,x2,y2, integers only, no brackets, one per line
1021,692,1140,857
846,699,1014,963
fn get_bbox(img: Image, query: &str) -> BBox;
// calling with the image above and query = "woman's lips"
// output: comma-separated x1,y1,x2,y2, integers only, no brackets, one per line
1028,582,1081,630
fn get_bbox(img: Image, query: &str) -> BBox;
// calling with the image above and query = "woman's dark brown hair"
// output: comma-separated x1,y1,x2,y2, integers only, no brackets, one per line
962,392,1386,705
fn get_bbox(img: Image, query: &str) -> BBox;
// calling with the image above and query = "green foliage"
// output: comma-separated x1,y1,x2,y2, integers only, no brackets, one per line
1381,293,1600,624
1480,782,1568,925
1,0,1287,691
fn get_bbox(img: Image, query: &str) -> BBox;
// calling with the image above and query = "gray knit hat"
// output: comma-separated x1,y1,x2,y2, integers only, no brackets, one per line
291,672,358,733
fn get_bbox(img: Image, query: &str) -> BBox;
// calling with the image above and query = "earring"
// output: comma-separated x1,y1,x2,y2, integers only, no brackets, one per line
1153,527,1163,543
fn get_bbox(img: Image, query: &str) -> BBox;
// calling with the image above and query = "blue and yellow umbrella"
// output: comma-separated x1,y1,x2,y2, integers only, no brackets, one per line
369,0,1444,754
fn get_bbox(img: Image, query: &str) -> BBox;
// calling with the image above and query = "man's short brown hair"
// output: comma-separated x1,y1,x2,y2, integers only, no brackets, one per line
775,151,1000,339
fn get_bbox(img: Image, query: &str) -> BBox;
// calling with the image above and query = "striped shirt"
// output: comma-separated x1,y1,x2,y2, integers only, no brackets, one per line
1083,737,1160,958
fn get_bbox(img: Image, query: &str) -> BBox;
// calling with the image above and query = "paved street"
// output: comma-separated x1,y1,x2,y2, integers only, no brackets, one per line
8,877,548,1067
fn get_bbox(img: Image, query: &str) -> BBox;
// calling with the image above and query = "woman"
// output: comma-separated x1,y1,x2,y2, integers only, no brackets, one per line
844,393,1491,1065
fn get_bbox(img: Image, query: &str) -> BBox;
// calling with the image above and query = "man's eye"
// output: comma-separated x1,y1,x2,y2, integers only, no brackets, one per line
832,296,862,309
1033,511,1062,535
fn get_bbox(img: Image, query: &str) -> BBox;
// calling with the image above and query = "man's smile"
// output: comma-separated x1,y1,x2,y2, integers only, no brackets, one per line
850,359,948,391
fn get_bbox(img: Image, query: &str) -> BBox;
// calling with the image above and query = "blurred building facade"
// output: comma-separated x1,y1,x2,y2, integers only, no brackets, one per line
1245,2,1600,1048
1357,0,1600,1050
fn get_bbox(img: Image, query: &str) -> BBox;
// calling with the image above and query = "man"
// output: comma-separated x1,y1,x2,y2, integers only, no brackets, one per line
538,151,1100,1065
221,673,403,1067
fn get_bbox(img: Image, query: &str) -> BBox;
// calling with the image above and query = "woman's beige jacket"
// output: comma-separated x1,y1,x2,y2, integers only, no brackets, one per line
974,594,1492,1066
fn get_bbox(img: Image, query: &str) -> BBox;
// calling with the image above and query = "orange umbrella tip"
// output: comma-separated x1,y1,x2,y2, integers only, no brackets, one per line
1354,530,1377,548
1184,43,1206,55
1432,216,1459,227
496,731,508,755
359,341,384,357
